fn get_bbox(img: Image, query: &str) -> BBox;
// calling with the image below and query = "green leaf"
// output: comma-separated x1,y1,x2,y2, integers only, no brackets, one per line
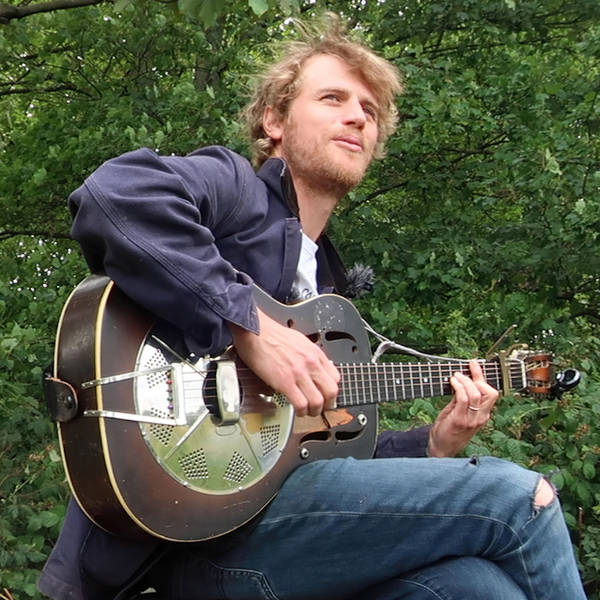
583,462,596,480
249,0,269,16
544,148,562,176
113,0,133,12
40,511,61,528
178,0,223,26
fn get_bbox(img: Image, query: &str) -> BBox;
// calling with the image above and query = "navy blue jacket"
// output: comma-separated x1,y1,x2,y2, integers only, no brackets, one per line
38,146,430,599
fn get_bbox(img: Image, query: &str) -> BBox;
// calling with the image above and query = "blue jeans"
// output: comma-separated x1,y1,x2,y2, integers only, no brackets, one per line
152,456,586,599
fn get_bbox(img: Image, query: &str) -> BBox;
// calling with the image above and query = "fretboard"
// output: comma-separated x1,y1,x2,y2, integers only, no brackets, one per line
335,359,525,407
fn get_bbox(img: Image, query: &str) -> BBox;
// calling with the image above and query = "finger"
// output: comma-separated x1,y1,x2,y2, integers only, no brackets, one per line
296,376,326,417
318,357,340,410
285,363,339,417
452,371,482,406
299,351,339,411
323,356,341,383
468,359,499,407
468,359,486,383
280,339,338,416
450,374,472,418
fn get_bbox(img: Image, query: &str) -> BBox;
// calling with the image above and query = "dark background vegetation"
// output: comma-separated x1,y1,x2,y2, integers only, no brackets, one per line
0,0,598,597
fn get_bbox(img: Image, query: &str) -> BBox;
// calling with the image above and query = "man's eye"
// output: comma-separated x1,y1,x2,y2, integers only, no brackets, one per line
363,106,377,120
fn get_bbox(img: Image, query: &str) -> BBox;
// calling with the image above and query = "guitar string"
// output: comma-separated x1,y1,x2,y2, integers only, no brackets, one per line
194,362,524,381
187,363,528,401
192,362,525,384
193,365,524,392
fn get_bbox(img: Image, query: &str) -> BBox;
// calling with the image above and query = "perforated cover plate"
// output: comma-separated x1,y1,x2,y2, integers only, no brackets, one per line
134,342,294,495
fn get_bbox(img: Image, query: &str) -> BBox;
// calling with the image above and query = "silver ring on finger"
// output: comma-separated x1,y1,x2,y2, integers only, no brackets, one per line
468,405,481,412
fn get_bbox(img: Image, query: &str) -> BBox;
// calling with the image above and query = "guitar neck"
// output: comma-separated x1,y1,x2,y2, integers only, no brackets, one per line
336,358,525,407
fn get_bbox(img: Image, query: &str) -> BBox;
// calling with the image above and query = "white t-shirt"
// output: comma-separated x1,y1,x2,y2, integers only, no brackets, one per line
290,232,318,302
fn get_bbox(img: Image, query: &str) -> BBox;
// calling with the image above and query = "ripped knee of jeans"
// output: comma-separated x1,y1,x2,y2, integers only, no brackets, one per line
533,477,556,511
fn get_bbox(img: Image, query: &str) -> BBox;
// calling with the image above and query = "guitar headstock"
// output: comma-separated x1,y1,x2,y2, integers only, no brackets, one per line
509,348,581,398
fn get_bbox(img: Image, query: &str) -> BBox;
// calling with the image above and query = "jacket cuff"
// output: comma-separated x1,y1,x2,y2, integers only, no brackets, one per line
374,425,431,458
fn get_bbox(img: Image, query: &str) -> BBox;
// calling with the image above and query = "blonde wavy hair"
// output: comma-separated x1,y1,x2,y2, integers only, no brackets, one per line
242,14,403,167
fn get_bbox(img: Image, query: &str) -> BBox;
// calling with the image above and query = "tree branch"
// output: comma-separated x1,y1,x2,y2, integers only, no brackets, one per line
0,0,107,24
0,230,72,241
339,180,409,218
0,83,92,97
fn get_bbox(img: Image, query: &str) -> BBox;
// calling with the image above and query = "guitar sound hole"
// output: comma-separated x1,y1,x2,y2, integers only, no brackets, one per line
325,331,356,343
300,431,331,443
202,364,219,416
335,429,361,441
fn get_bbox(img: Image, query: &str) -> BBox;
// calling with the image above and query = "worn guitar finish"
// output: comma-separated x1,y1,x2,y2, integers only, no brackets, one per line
52,275,553,542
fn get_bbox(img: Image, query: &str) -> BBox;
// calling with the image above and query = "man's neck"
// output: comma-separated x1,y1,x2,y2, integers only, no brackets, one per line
294,179,345,241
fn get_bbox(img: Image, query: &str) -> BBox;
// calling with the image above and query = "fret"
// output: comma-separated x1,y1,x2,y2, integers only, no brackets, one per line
360,363,367,405
436,363,444,396
375,363,382,403
414,365,420,398
340,363,350,407
351,363,359,406
351,363,358,406
339,363,349,406
395,364,402,402
346,363,354,406
367,362,374,405
395,368,407,400
387,363,393,402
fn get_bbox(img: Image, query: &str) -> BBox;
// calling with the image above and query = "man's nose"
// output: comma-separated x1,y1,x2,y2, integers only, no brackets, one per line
342,97,367,127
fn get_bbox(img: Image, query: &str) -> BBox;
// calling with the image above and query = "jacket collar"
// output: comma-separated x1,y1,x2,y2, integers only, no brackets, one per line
256,157,299,217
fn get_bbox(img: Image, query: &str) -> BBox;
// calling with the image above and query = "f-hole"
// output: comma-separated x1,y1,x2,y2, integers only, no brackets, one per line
325,331,356,343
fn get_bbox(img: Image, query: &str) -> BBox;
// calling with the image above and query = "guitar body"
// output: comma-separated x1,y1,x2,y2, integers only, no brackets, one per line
55,275,377,542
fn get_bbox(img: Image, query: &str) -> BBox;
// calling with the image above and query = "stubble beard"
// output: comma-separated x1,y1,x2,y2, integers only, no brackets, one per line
282,134,372,199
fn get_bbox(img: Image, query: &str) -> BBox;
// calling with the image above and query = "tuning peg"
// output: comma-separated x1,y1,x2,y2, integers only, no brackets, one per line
550,368,581,399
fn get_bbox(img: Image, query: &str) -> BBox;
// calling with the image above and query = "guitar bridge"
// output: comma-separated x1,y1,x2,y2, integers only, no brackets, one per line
215,360,241,425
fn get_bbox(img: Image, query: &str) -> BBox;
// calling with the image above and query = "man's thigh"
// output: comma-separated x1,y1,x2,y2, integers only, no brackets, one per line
352,557,528,600
151,455,539,600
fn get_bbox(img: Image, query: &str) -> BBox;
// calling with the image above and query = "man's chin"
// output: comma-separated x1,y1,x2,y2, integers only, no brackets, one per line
321,167,366,196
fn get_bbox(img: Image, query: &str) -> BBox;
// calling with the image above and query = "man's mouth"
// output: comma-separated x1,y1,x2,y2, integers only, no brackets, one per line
333,135,363,152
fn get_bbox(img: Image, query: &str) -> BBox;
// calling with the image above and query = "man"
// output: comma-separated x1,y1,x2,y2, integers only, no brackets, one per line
39,15,587,600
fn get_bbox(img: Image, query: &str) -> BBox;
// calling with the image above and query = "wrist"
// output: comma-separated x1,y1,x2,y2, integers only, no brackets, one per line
427,426,446,458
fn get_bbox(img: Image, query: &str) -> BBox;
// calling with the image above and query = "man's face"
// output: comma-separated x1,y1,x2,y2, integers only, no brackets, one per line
266,54,380,197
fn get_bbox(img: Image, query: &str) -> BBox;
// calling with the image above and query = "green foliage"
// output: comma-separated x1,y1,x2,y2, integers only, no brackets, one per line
1,0,599,597
175,0,301,24
0,240,85,596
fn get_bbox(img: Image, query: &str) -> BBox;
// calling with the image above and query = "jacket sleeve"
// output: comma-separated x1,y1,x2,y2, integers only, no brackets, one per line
374,426,431,458
69,146,260,355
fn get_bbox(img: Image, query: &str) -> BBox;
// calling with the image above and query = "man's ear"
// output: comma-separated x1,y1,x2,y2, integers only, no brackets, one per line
262,106,283,142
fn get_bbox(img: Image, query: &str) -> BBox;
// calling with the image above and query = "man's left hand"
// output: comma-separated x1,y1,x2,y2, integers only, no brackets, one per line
427,359,499,458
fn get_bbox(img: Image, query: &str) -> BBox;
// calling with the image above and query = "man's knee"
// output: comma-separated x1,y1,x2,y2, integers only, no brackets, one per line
534,477,555,508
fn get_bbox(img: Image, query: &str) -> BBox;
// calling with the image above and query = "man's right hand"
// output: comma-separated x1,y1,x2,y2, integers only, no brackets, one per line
228,308,340,417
